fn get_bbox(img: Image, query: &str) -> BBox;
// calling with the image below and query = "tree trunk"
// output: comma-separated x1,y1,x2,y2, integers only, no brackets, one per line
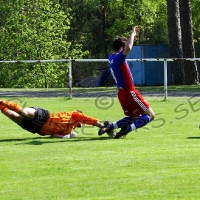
179,0,199,84
101,0,108,58
167,0,185,85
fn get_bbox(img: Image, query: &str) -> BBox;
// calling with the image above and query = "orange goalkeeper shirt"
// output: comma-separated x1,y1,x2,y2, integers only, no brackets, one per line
38,111,98,135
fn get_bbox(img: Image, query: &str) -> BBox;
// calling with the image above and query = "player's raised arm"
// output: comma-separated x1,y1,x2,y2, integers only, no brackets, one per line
123,26,139,56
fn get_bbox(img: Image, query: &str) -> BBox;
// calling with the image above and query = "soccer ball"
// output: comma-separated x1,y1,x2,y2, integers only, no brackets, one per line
70,132,77,138
62,132,77,138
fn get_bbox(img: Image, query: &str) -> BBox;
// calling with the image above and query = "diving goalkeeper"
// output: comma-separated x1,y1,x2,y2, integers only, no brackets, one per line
0,99,103,138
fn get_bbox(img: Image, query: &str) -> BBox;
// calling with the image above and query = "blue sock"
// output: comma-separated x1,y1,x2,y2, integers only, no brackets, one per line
109,116,133,135
134,114,150,129
110,115,150,135
116,116,133,128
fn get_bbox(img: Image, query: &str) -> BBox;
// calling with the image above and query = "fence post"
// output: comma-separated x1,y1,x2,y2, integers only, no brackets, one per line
69,59,72,98
164,60,168,100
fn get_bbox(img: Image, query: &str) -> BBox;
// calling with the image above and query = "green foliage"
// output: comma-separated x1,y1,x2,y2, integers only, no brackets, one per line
0,0,71,59
0,0,87,88
192,0,200,45
0,0,200,87
105,0,168,45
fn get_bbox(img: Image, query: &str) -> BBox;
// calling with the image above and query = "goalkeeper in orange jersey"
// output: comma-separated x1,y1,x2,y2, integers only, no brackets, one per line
0,99,104,138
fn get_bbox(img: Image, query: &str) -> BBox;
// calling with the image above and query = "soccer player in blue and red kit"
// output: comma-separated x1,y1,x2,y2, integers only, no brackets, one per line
99,26,155,138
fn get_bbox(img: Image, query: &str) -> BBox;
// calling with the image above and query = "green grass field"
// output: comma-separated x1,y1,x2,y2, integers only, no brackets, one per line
0,94,199,199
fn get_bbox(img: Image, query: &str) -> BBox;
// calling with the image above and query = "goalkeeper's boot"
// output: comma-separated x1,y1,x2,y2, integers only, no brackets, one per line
98,121,115,137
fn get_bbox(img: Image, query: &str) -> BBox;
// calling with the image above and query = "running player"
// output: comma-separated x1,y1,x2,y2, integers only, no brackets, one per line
99,26,155,138
0,99,103,138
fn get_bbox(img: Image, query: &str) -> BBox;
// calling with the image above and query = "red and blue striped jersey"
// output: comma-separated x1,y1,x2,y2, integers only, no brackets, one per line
108,50,135,90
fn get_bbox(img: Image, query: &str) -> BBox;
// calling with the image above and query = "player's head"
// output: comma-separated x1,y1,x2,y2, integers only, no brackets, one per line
113,36,128,51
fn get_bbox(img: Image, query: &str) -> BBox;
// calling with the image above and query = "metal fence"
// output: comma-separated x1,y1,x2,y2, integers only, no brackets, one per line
0,58,199,99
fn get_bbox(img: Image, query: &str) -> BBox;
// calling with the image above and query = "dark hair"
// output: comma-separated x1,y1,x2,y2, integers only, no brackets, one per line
113,36,128,51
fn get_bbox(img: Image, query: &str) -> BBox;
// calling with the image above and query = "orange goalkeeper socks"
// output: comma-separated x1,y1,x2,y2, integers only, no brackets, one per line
0,100,21,113
0,101,4,111
1,107,9,114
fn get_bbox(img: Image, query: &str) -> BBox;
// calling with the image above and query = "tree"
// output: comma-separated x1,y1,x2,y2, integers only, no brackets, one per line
179,0,199,84
0,0,199,87
166,0,185,84
166,0,199,85
0,0,87,88
191,0,200,45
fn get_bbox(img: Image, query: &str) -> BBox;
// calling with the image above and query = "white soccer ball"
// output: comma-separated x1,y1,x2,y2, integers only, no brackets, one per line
70,132,77,138
62,134,70,138
62,132,77,138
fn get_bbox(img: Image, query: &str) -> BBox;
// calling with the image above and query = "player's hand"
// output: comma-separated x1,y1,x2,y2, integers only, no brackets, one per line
94,122,104,128
77,122,82,128
133,26,139,36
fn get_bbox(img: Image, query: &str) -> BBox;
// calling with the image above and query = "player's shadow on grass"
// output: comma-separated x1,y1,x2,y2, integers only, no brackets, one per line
0,137,51,145
0,136,114,145
187,137,200,139
26,136,114,145
0,137,42,143
71,137,114,141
